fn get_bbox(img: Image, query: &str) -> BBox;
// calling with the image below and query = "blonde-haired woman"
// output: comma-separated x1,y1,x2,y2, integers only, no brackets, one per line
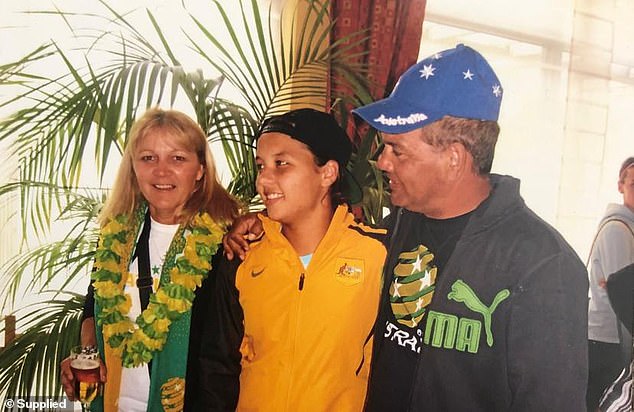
61,108,240,411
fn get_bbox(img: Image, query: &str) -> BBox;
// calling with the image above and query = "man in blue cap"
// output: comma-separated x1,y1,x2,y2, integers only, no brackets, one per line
352,44,588,411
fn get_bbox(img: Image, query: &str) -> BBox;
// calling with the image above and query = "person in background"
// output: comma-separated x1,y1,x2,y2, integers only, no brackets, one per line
60,108,240,411
606,263,633,335
587,156,634,411
598,262,633,412
197,108,386,411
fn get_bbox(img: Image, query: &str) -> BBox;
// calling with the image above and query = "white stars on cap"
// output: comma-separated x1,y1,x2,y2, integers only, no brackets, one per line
419,64,435,80
353,44,502,131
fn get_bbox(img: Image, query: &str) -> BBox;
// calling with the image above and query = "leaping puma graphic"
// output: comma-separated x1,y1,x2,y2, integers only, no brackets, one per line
447,279,510,347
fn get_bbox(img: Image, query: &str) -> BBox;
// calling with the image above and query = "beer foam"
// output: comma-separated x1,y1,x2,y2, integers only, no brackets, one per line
70,358,100,370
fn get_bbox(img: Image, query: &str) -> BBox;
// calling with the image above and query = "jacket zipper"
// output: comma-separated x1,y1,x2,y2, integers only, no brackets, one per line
286,268,305,407
363,208,404,407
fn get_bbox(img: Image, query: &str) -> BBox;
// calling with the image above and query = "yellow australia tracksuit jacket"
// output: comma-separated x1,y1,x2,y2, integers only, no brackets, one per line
197,205,386,411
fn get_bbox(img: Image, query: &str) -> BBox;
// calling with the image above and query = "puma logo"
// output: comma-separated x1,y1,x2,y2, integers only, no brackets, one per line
447,280,510,347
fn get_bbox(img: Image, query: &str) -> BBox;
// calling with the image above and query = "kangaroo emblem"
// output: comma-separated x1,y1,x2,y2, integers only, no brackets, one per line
447,279,510,347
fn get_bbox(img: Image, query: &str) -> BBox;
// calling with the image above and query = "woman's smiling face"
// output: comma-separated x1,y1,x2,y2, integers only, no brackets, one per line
255,132,331,226
132,129,203,224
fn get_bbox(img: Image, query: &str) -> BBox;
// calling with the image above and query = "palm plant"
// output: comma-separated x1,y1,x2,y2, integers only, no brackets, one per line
0,0,388,401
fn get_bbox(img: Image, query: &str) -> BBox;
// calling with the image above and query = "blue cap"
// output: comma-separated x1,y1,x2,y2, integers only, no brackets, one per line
352,44,503,134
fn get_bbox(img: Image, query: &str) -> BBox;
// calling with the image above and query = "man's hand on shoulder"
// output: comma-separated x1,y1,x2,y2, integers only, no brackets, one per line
223,212,265,260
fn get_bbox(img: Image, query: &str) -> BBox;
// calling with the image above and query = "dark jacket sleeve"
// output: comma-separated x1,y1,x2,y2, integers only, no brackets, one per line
607,262,634,334
82,247,100,322
507,253,588,411
185,250,221,410
81,281,95,322
193,251,244,410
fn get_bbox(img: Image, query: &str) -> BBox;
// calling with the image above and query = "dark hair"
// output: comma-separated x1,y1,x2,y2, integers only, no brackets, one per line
312,154,347,207
619,157,634,182
423,115,500,175
258,108,355,207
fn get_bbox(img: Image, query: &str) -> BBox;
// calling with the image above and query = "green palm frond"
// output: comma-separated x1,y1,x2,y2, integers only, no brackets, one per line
0,238,96,312
0,180,102,245
333,100,390,223
207,99,259,204
0,44,58,89
0,181,102,309
0,294,84,402
187,0,369,121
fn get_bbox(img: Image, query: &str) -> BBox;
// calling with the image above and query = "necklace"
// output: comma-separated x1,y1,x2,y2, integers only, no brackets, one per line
92,206,224,367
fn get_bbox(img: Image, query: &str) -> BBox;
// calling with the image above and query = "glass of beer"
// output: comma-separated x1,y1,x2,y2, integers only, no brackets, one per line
70,345,101,411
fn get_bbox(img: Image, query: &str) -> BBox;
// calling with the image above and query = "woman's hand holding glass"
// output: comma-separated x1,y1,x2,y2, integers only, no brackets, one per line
60,345,106,410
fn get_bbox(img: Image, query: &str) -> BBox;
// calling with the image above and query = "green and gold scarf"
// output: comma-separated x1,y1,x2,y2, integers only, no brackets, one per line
91,206,223,411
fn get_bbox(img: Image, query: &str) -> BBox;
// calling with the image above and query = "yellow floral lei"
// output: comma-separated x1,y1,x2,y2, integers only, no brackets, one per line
92,208,224,368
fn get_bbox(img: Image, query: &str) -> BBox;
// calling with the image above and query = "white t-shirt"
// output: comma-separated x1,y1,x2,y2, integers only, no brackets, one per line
118,218,179,412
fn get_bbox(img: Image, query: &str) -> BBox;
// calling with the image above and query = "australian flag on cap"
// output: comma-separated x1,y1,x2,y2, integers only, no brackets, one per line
352,44,503,134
